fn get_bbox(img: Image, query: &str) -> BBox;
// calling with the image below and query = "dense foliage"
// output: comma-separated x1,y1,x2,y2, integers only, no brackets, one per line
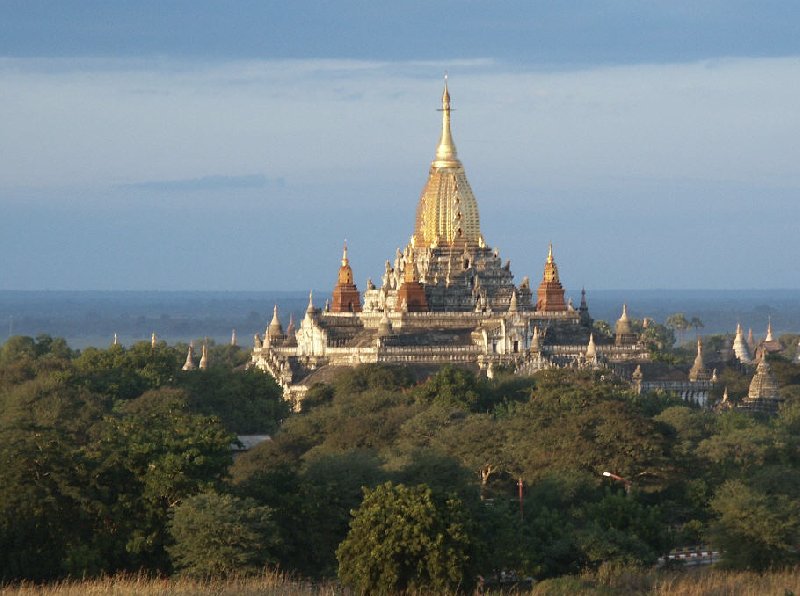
1,334,799,589
0,335,284,580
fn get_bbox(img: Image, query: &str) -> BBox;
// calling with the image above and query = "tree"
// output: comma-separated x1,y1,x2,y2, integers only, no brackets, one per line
640,322,676,353
593,320,612,338
412,365,487,412
337,482,476,594
87,388,234,570
0,375,107,580
709,480,800,570
576,492,671,568
689,317,704,334
167,491,279,578
434,414,509,497
177,367,287,434
665,313,691,346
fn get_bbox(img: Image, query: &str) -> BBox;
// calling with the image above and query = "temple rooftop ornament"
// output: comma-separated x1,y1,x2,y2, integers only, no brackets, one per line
740,353,782,414
615,304,638,346
151,332,157,348
715,386,734,411
586,333,597,361
508,289,518,313
732,322,752,364
331,241,362,313
199,340,208,370
268,305,283,337
535,243,567,312
689,337,711,382
182,342,196,371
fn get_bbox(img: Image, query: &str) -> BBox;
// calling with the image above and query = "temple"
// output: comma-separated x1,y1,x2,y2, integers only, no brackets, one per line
252,81,651,405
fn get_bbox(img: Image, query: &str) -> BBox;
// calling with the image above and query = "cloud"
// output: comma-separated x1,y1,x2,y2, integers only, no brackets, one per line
3,56,800,289
117,174,281,192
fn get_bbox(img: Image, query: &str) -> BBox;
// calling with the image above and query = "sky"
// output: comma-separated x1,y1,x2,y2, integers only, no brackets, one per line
1,1,800,292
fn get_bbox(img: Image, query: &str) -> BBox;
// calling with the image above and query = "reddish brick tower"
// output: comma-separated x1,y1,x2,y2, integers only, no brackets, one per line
535,243,567,312
331,242,362,313
396,259,429,312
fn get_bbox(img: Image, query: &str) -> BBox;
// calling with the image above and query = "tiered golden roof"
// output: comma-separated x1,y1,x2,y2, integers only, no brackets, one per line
412,78,482,248
748,356,780,400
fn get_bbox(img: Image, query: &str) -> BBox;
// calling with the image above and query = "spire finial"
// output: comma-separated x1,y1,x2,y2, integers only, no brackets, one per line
434,76,458,167
766,316,774,342
547,241,553,263
342,240,348,266
182,342,196,371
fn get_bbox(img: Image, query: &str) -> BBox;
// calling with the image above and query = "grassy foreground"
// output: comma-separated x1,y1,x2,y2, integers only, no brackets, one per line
2,567,800,595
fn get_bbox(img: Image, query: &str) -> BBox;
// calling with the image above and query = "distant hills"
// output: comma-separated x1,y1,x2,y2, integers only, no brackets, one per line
2,289,799,350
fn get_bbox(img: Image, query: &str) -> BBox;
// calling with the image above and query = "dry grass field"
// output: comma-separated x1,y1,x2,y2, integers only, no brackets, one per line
0,571,340,596
2,567,799,595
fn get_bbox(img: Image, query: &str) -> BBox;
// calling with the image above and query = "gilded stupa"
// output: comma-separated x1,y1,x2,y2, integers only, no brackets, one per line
412,78,483,250
740,354,782,413
251,81,651,405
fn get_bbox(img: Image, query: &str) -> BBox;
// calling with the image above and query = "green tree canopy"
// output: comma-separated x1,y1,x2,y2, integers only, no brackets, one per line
337,482,476,594
167,491,279,578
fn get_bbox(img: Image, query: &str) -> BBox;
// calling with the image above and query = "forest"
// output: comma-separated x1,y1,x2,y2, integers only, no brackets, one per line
1,333,799,593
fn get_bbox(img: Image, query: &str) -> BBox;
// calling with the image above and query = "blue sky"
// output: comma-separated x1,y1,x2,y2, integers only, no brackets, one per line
2,2,800,291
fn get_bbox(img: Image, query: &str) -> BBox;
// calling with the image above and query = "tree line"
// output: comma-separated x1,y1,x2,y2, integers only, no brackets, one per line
1,334,799,592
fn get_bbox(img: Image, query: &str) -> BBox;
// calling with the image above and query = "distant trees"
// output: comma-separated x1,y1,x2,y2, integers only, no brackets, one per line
3,337,800,583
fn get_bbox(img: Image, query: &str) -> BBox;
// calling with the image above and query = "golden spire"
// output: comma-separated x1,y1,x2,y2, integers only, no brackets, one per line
337,240,355,286
542,244,560,283
433,75,459,168
765,317,774,342
586,333,597,360
413,78,482,248
620,304,629,322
